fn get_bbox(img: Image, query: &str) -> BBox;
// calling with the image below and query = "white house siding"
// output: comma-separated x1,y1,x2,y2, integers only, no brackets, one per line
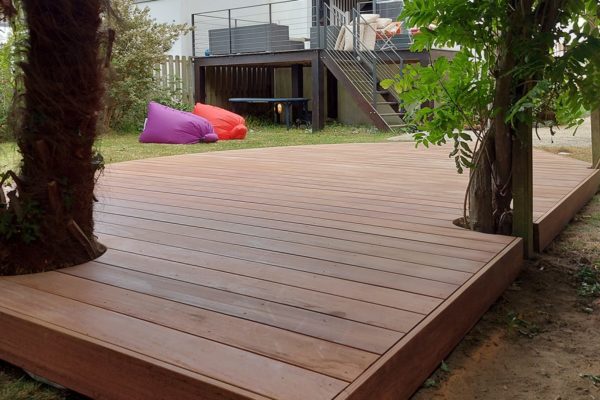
0,22,9,45
135,0,186,55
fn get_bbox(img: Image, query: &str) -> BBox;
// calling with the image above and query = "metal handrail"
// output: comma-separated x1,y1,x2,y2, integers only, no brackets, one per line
192,0,309,57
352,9,406,102
191,0,299,16
323,6,380,107
322,2,407,129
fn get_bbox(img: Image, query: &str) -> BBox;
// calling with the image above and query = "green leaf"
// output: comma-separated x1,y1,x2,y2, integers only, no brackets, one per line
440,361,451,373
380,79,394,90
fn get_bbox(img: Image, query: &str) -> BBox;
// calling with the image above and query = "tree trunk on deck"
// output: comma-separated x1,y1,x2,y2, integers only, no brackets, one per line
469,133,495,233
0,0,106,275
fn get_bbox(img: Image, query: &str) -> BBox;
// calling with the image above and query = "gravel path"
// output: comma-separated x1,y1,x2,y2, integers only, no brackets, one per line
388,116,593,148
533,116,592,148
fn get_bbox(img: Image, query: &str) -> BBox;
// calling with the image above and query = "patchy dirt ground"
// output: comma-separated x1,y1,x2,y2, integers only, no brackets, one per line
413,194,600,400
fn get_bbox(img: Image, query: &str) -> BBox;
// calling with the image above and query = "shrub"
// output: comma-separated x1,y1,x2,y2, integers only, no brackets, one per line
0,37,13,140
104,0,190,132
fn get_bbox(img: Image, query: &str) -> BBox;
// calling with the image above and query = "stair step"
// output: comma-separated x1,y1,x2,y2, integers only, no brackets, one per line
379,112,404,116
333,58,361,63
377,101,398,105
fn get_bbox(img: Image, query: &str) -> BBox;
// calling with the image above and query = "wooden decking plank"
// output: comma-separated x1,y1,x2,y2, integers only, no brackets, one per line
83,254,434,328
101,237,459,302
95,206,496,262
0,281,347,400
101,179,464,222
105,169,472,205
105,165,470,197
100,184,464,228
64,261,408,350
95,220,482,279
11,272,376,382
102,170,469,206
101,234,466,293
98,190,512,245
94,216,485,273
104,170,469,206
92,248,433,324
98,199,508,252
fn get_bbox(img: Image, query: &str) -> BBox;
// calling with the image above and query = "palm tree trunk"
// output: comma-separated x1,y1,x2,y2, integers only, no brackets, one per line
0,0,106,275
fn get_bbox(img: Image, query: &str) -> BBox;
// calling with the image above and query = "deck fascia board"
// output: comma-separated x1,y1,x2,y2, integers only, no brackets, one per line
534,169,600,251
334,238,524,400
0,306,268,400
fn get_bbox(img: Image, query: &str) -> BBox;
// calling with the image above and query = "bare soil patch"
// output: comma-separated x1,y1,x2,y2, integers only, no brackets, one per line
413,194,600,400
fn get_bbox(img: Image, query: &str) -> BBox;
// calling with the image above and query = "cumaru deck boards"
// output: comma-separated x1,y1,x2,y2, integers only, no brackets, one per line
0,143,597,400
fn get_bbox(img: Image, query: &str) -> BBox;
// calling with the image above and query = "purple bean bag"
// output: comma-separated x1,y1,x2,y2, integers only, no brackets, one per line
139,102,219,144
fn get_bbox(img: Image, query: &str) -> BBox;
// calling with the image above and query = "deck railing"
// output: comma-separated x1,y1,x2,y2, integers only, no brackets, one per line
192,0,312,57
192,0,411,57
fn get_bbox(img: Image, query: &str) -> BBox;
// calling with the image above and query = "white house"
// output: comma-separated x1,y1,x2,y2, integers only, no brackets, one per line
0,21,9,44
136,0,453,130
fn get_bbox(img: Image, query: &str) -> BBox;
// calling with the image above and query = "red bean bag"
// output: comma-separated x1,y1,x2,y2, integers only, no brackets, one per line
193,103,248,140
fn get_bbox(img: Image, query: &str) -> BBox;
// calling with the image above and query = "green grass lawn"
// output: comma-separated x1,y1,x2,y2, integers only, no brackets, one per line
0,361,84,400
0,125,399,170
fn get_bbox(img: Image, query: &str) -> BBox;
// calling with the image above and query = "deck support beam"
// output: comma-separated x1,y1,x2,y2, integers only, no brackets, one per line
311,52,325,131
592,108,600,169
327,69,338,119
291,64,304,98
292,64,304,123
512,123,534,258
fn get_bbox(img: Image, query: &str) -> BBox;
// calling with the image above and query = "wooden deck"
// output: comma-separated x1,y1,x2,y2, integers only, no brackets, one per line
0,143,597,400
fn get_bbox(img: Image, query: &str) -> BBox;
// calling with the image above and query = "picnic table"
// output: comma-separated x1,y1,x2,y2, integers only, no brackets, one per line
229,97,310,130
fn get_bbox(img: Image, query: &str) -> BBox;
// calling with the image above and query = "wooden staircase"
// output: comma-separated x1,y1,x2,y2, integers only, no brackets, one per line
321,4,409,132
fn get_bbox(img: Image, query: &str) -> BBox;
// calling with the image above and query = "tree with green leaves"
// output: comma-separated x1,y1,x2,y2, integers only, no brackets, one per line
384,0,600,244
103,0,189,130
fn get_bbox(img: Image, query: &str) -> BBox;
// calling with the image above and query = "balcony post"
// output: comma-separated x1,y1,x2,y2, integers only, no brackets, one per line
228,9,232,54
316,0,321,49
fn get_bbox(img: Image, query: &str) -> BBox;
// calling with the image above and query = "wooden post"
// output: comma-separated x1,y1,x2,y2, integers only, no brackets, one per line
194,61,206,104
311,51,325,131
174,55,182,94
291,64,303,122
326,69,338,119
512,123,534,257
167,55,174,92
592,108,600,169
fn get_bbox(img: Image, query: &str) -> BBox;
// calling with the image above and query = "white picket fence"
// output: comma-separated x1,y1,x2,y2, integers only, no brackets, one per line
154,55,195,105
